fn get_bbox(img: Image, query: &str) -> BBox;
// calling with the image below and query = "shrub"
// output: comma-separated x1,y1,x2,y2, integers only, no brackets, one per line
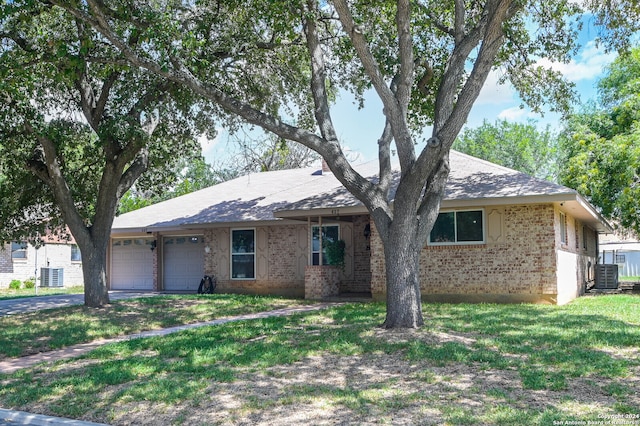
324,239,346,268
23,278,36,289
9,279,22,290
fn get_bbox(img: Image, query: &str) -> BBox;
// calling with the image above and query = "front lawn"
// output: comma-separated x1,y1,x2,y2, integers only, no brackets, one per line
0,294,308,358
0,286,84,301
620,275,640,282
0,294,638,425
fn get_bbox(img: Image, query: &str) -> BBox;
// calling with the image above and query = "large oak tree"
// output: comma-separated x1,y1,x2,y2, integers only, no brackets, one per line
34,0,633,326
0,5,212,306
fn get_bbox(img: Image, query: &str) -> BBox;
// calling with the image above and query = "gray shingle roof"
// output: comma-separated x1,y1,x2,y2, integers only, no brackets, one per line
445,151,574,199
275,151,576,212
112,151,591,232
112,165,351,231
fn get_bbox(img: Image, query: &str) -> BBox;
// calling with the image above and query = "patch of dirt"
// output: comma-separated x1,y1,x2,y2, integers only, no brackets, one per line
7,316,639,425
94,350,638,426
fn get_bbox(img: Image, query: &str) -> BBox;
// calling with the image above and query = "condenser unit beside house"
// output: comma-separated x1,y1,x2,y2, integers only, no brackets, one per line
41,268,64,287
594,264,618,290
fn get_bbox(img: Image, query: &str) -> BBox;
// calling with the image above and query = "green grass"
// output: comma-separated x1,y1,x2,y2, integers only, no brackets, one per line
0,294,638,425
0,294,308,358
0,286,84,300
620,275,640,282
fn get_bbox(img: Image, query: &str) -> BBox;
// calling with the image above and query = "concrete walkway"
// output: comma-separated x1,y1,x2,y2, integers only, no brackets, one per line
0,299,340,424
0,408,109,425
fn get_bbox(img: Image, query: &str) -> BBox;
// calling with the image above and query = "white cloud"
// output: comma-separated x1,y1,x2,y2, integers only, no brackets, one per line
198,128,224,153
475,69,517,106
497,106,528,121
536,41,617,83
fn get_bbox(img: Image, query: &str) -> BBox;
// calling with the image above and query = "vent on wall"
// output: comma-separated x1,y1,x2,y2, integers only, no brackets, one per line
594,264,619,289
41,268,64,287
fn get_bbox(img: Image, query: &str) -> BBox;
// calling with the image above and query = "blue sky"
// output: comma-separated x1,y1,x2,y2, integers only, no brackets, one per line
201,18,618,165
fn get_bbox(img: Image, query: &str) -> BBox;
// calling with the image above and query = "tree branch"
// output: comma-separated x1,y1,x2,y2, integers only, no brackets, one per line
116,146,149,200
416,156,450,244
437,0,515,145
454,0,466,43
332,0,415,169
377,119,393,198
395,0,414,115
92,71,119,128
53,0,395,218
302,1,339,144
22,121,91,244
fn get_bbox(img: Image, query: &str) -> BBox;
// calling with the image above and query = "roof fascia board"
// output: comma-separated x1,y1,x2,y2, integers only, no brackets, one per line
111,219,306,234
274,205,368,218
573,194,613,233
440,193,576,208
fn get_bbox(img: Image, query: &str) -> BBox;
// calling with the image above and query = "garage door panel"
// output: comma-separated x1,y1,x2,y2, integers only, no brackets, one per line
163,236,204,291
111,239,154,290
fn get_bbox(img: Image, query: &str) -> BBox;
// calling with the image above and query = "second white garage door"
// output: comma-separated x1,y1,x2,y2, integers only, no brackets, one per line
163,236,205,292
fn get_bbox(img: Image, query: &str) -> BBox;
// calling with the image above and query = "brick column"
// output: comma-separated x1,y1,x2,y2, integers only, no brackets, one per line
304,265,340,299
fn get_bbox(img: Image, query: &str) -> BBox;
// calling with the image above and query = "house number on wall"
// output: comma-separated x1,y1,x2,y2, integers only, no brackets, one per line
331,209,340,216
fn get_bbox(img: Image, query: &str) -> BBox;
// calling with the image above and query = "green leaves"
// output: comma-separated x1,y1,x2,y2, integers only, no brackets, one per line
454,119,559,181
0,2,218,242
559,46,640,235
560,125,640,233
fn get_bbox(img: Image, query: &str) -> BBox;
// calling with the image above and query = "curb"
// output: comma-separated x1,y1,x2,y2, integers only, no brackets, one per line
0,408,108,425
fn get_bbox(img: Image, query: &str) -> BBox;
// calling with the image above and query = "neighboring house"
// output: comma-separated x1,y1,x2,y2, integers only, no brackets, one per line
0,234,84,288
110,151,611,305
599,234,640,278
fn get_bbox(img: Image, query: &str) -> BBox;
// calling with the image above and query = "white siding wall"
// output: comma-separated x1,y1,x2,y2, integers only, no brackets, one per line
0,243,84,288
556,250,579,305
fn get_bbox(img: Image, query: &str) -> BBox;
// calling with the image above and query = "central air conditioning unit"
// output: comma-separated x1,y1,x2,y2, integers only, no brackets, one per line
41,268,64,287
594,264,618,290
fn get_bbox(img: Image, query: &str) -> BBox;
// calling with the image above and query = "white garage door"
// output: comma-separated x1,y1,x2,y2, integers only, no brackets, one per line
110,238,154,290
163,236,204,292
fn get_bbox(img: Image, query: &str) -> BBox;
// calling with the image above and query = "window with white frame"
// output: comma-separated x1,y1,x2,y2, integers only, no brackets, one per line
71,244,82,262
231,229,255,279
429,210,484,245
11,242,27,259
311,225,339,265
559,212,567,244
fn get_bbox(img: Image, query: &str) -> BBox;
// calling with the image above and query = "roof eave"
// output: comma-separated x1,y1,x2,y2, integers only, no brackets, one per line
275,192,613,233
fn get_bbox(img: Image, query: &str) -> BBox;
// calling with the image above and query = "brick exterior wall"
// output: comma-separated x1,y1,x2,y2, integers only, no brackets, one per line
204,224,308,297
200,216,373,298
305,265,340,299
0,245,13,275
370,203,598,304
340,215,372,293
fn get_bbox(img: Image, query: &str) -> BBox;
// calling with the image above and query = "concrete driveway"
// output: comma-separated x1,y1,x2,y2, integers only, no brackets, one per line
0,291,161,316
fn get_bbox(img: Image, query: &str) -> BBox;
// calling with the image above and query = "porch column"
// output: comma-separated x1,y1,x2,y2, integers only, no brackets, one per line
318,216,323,266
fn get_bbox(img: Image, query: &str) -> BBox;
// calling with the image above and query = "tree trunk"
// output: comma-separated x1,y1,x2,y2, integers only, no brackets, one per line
79,238,110,307
380,214,424,329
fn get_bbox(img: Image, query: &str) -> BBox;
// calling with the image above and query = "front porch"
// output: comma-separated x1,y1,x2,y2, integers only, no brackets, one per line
297,214,373,300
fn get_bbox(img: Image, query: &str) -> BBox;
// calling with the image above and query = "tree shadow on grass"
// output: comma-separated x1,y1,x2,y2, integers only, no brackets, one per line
0,298,638,423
